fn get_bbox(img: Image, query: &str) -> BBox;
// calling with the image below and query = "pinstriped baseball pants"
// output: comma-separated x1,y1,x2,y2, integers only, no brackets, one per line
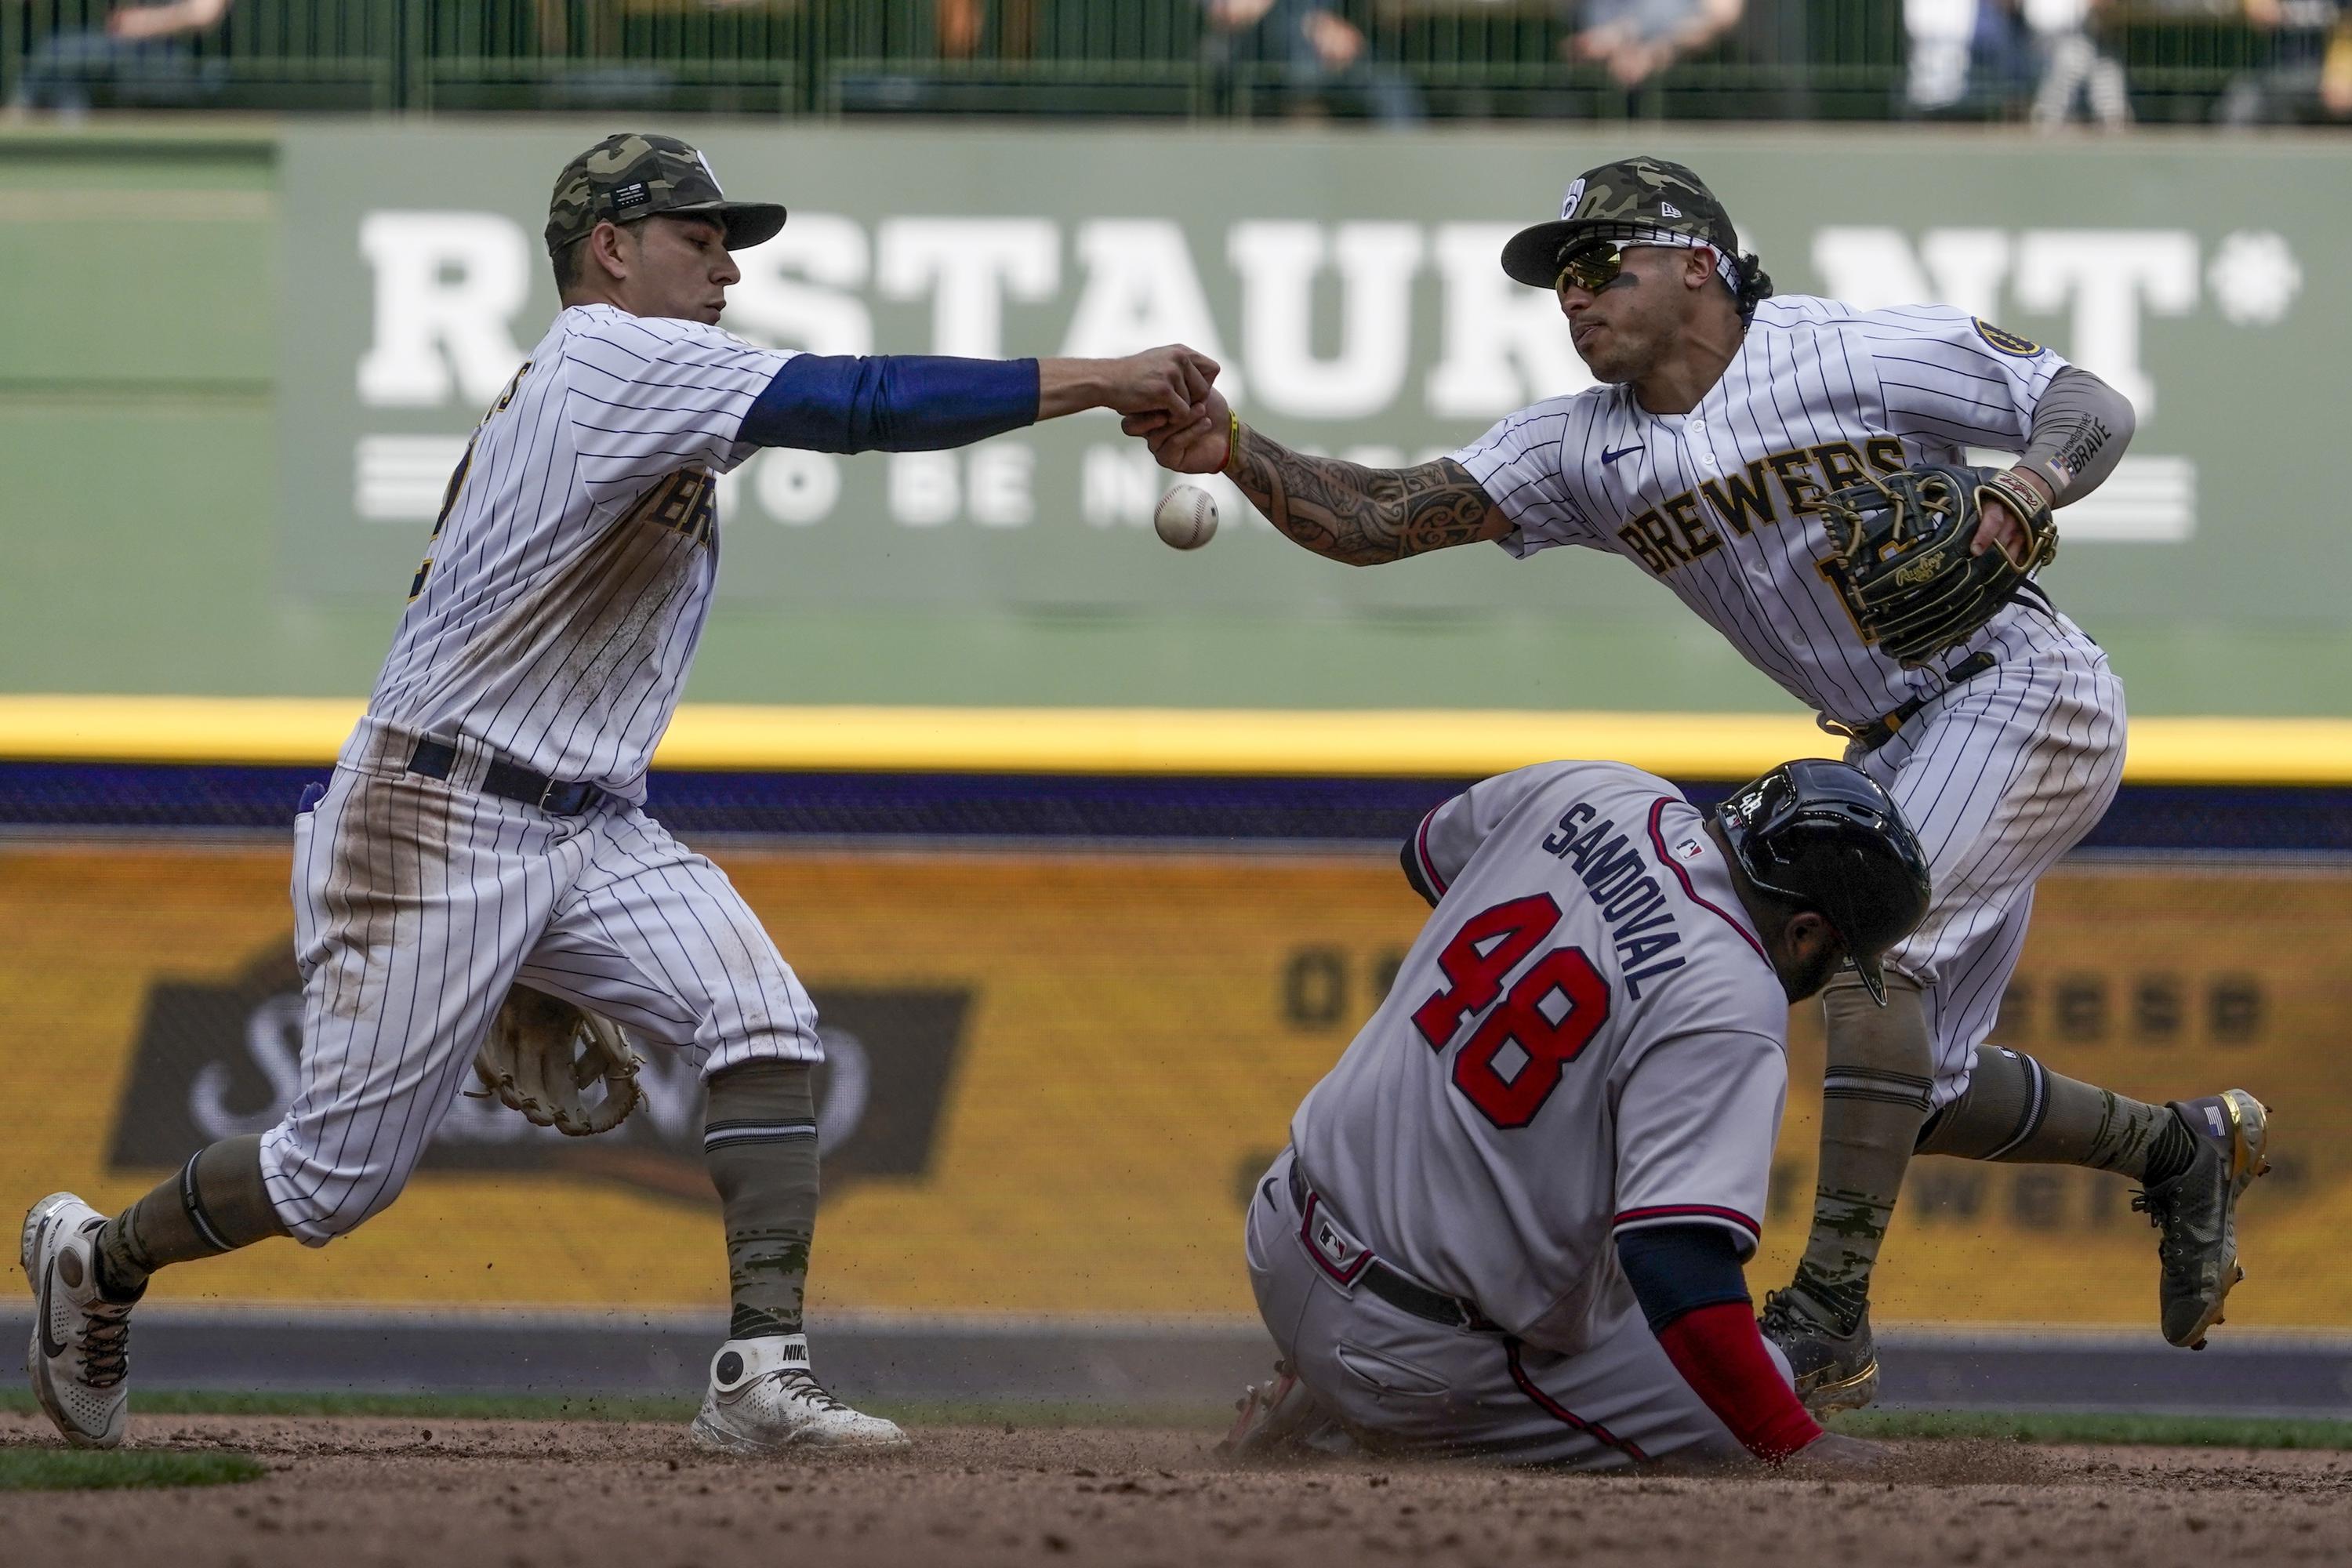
1853,626,2126,1110
258,725,821,1243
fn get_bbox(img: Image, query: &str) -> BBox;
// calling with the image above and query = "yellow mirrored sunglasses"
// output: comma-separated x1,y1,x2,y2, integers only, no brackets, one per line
1553,240,1630,299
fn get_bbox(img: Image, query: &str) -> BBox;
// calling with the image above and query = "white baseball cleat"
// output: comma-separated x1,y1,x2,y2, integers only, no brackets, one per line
21,1192,140,1450
688,1334,910,1453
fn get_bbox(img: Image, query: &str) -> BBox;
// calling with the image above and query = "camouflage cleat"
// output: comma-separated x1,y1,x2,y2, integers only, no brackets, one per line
1215,1363,1356,1461
1758,1290,1879,1416
2137,1089,2271,1350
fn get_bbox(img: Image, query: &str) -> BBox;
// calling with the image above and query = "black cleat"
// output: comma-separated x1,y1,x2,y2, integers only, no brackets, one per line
2137,1089,2270,1350
1759,1288,1879,1416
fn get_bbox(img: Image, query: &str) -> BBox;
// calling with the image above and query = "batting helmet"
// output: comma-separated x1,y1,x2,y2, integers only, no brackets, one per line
1714,760,1931,1004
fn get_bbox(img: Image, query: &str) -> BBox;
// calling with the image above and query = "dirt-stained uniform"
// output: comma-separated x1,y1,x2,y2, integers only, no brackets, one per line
1250,760,1797,1468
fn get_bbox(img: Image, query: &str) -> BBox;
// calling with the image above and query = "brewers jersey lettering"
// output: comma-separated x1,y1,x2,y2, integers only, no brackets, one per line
1249,761,1796,1469
1450,299,2126,1107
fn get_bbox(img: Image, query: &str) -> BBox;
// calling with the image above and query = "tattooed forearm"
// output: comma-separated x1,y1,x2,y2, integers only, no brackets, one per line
1228,424,1504,565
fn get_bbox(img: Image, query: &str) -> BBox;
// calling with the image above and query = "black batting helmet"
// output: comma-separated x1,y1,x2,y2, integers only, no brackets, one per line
1715,760,1931,1004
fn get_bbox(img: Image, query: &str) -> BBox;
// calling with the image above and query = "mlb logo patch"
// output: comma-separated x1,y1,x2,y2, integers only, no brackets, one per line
1672,837,1704,861
1312,1218,1364,1272
1301,1195,1371,1283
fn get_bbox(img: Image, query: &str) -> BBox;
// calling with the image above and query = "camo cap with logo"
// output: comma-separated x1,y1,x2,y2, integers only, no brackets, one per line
544,132,787,256
1500,155,1740,289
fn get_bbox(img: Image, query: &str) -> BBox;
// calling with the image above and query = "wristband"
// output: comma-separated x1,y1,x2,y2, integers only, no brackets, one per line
1980,467,2058,572
1224,410,1243,477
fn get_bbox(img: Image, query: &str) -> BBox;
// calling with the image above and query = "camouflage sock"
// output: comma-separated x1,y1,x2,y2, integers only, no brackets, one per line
705,1059,819,1341
1917,1045,2195,1183
1791,977,1935,1334
95,1134,288,1299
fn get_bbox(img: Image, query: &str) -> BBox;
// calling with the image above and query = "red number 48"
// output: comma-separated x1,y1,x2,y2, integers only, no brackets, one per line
1410,894,1611,1129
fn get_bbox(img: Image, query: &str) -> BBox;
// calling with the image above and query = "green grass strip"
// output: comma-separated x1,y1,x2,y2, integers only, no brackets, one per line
0,1388,695,1422
0,1449,264,1490
1832,1408,2352,1450
19,1388,2337,1448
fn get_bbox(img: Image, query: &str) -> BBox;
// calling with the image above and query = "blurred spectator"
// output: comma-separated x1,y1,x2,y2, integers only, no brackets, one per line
2219,0,2352,122
2024,0,2130,126
1905,0,1976,110
1200,0,1425,123
9,0,232,114
1563,0,1746,88
1905,0,2036,114
935,0,1040,60
938,0,985,58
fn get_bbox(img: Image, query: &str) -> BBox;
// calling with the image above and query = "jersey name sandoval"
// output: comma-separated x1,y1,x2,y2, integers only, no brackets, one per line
1453,298,2083,728
366,305,793,801
1291,761,1790,1356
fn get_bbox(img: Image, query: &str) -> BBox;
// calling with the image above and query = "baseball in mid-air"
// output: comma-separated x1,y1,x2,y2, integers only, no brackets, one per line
1153,485,1219,550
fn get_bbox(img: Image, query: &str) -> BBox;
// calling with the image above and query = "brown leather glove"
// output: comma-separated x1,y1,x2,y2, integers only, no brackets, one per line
469,985,644,1137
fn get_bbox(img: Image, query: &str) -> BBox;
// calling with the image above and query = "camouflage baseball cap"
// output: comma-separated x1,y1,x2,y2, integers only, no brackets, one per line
1500,155,1740,288
544,132,786,256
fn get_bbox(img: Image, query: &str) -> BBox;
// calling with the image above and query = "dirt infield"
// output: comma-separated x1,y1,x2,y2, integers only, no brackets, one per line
2,1409,2347,1567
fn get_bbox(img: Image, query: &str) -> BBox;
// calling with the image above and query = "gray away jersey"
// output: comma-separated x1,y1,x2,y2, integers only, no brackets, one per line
365,305,795,800
1452,299,2074,728
1291,760,1790,1355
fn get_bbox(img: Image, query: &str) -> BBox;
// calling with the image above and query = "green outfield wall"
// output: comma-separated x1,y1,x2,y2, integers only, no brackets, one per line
3,120,2345,716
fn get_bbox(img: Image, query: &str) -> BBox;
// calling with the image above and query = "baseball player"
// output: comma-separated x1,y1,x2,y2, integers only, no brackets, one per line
1231,757,1928,1471
23,132,1220,1454
1137,156,2269,1412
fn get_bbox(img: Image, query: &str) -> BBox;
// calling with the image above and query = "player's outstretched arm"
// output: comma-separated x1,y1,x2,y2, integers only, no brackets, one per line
735,344,1216,456
1127,390,1508,566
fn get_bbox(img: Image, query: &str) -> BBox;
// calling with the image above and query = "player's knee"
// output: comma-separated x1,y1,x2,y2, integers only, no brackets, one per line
311,1181,404,1240
262,1135,421,1242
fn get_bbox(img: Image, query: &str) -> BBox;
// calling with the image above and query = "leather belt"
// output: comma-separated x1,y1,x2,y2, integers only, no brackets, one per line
1820,649,1998,753
405,738,613,817
1287,1161,1499,1334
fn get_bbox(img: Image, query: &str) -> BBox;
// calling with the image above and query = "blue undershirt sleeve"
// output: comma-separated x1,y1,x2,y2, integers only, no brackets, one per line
736,354,1042,454
1616,1223,1754,1333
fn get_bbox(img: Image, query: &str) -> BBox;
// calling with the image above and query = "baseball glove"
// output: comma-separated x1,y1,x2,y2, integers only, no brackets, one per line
1817,465,2056,666
469,985,644,1137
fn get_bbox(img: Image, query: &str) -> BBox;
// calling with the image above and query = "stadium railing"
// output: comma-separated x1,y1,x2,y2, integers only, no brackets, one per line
2,0,2319,124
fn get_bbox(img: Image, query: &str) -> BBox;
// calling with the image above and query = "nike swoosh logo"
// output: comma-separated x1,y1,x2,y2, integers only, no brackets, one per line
35,1231,67,1363
1601,445,1643,466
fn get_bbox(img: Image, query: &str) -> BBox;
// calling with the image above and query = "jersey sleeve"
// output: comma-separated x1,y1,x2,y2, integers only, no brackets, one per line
1447,396,1606,558
1860,304,2071,452
561,314,796,503
1404,762,1584,900
1611,1027,1787,1258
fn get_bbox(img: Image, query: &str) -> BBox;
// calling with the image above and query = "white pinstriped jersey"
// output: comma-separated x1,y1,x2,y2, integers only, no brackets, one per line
1452,298,2073,728
366,305,795,801
1291,761,1788,1352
